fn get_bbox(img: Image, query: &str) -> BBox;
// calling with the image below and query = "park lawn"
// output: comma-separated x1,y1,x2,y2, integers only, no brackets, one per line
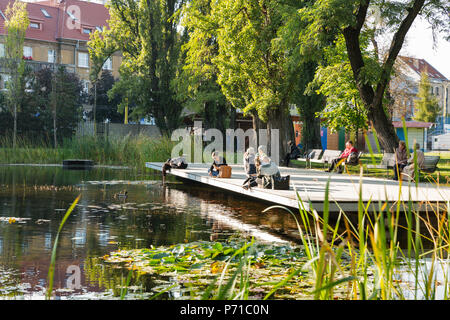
291,152,450,185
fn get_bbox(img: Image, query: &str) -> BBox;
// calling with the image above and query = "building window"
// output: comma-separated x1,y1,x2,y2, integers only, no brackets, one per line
82,28,92,34
0,43,4,58
30,22,40,29
436,87,439,96
23,46,33,59
41,8,51,18
48,49,55,63
102,57,112,70
78,52,89,68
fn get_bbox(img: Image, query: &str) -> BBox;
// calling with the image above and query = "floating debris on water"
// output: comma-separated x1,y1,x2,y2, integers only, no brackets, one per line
0,217,31,224
85,180,159,185
36,219,50,224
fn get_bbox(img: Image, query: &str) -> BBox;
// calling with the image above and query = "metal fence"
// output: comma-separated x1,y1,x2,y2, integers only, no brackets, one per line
75,121,162,139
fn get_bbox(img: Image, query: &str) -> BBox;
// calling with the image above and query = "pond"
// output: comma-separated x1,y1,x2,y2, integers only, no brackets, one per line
0,165,299,299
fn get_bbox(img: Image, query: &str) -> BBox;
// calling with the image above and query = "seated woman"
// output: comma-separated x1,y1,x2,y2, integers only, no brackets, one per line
208,151,227,177
401,143,425,181
325,141,358,173
393,140,407,181
258,153,281,189
243,148,281,190
243,147,257,177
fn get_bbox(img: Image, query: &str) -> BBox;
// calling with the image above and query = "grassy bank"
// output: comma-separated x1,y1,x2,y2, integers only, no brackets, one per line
0,135,175,169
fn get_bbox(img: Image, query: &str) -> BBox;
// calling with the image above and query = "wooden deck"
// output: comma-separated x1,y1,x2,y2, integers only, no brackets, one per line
146,162,450,213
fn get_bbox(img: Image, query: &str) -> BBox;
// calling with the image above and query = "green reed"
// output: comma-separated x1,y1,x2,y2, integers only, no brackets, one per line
270,120,450,300
46,194,81,300
210,119,450,300
0,134,174,169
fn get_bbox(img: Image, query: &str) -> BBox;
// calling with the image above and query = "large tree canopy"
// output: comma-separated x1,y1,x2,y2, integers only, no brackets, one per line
181,0,325,161
88,0,186,136
298,0,449,152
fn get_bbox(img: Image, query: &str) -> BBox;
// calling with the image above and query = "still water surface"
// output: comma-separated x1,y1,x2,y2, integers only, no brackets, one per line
0,165,297,299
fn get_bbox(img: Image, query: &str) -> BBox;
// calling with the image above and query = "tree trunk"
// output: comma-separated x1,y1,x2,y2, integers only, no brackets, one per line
13,104,17,149
301,115,322,151
266,106,294,165
53,111,57,148
368,102,399,153
251,112,266,132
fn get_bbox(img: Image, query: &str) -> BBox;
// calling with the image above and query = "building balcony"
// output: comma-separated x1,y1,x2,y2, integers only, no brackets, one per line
0,58,76,74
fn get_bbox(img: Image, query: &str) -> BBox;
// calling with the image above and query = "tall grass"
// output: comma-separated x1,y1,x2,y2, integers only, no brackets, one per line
205,121,450,300
0,134,175,169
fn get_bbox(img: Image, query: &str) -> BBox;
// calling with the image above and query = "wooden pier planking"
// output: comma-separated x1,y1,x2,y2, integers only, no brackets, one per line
146,162,450,213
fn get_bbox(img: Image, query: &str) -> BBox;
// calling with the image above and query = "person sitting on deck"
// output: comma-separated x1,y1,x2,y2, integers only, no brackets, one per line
162,156,188,177
325,141,358,174
243,147,257,177
393,140,408,181
401,143,425,181
284,140,301,167
243,149,281,190
208,151,227,177
256,145,267,163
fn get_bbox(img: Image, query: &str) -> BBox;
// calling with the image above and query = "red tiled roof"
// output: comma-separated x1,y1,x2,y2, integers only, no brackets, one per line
398,56,448,81
0,0,109,43
392,121,434,128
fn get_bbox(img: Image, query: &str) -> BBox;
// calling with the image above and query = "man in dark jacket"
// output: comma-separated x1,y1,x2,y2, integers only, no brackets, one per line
284,140,301,167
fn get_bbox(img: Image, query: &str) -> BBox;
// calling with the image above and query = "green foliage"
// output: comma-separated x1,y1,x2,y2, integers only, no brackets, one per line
46,195,81,300
0,135,175,168
308,34,371,132
297,0,449,151
413,72,440,123
3,1,30,147
88,0,187,135
0,67,82,143
88,70,124,123
175,0,230,131
104,239,310,299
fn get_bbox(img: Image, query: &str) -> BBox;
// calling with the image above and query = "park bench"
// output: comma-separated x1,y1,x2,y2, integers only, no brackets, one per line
420,155,440,174
343,151,363,171
365,153,395,177
400,155,440,181
320,149,343,169
296,149,323,168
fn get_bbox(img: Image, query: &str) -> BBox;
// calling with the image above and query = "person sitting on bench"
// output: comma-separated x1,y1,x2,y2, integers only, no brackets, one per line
208,151,227,177
325,141,358,173
401,143,425,181
284,140,301,167
393,140,407,181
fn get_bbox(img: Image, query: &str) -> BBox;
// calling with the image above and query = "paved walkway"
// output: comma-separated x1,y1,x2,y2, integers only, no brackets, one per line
146,162,450,212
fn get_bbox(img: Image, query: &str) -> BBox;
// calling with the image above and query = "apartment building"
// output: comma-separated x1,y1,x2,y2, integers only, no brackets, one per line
391,55,449,121
0,0,121,96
